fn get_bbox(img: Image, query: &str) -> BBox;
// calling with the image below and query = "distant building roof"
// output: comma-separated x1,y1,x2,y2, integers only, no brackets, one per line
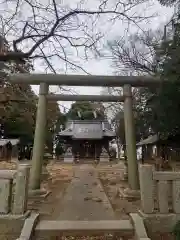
58,120,115,139
0,138,19,146
136,134,159,146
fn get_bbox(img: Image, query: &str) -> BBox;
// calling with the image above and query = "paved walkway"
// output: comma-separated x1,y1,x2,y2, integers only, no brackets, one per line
57,164,115,220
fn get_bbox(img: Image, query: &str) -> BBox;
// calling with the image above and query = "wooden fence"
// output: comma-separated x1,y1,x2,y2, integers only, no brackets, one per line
139,164,180,214
0,163,30,215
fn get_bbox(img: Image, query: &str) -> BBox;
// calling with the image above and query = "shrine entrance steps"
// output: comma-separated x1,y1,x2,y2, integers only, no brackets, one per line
75,158,100,163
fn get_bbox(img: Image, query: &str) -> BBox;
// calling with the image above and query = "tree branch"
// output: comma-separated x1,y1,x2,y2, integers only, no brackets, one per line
0,0,153,72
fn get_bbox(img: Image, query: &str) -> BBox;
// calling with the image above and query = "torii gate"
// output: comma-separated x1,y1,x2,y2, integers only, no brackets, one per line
8,73,162,191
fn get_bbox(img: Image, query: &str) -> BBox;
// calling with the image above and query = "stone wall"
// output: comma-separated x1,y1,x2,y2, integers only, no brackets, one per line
139,164,180,233
0,164,31,239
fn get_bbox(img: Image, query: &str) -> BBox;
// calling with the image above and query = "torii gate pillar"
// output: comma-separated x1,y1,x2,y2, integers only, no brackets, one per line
123,84,139,190
30,83,49,190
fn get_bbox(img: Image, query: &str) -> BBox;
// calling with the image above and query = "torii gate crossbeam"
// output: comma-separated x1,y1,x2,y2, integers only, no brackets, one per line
7,74,161,192
47,94,124,102
8,74,162,86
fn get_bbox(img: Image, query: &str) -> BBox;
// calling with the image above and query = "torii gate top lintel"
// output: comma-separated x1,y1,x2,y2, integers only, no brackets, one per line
8,73,161,87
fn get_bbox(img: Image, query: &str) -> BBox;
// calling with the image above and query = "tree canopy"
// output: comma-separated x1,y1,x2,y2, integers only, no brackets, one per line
109,16,180,142
66,101,106,121
157,0,178,6
0,83,63,150
145,24,180,138
0,36,64,151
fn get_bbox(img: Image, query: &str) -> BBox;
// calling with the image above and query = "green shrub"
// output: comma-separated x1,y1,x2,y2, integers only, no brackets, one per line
172,220,180,240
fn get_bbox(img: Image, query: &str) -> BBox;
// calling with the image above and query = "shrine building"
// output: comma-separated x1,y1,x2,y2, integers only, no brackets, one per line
58,120,115,162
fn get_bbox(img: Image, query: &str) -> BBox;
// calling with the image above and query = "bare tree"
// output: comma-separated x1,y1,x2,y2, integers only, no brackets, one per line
0,0,154,73
106,29,166,142
108,29,163,75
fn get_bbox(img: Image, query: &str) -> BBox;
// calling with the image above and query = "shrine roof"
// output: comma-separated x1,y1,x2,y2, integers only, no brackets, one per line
0,138,19,146
58,120,115,139
103,128,116,137
136,134,158,146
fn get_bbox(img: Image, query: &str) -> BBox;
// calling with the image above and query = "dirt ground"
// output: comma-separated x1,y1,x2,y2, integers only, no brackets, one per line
97,163,141,220
0,160,176,239
96,163,174,240
28,161,74,220
0,160,74,220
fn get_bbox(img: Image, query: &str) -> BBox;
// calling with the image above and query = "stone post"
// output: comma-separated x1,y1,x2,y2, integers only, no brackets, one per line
13,164,30,215
64,147,74,163
123,84,139,190
139,164,154,213
30,83,49,190
100,147,109,162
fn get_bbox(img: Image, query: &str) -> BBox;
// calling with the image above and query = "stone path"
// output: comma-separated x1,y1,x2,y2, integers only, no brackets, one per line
57,164,115,220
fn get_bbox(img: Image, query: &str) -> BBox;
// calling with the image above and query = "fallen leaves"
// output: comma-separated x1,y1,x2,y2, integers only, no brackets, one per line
0,160,17,170
98,163,141,219
61,235,118,240
84,196,103,202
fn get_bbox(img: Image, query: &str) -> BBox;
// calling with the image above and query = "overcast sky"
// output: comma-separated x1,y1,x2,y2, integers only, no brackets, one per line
30,0,174,111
